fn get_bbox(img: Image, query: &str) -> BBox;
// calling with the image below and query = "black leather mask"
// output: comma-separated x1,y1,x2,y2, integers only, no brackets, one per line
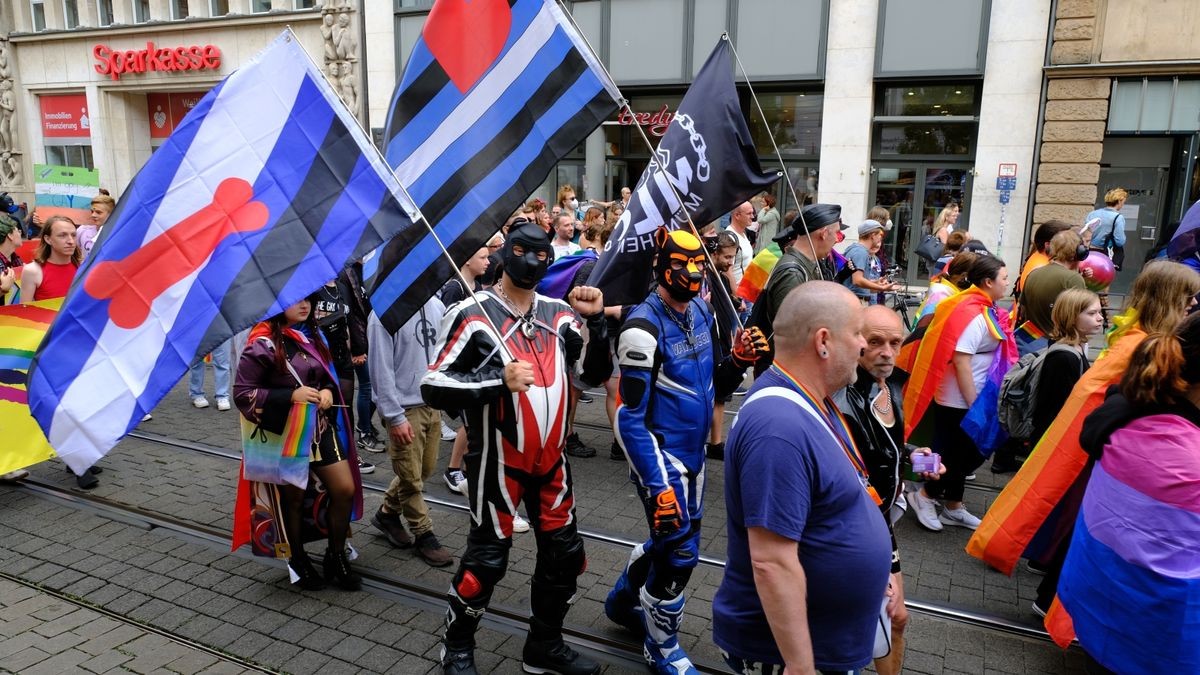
502,223,553,290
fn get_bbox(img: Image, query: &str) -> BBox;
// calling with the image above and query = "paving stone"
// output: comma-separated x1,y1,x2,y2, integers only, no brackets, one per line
5,646,54,671
21,647,92,675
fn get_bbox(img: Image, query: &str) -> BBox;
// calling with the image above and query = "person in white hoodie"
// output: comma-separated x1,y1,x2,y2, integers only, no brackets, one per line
368,296,455,567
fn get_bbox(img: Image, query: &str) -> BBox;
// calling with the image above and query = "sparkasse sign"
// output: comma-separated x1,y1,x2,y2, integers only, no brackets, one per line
93,42,221,81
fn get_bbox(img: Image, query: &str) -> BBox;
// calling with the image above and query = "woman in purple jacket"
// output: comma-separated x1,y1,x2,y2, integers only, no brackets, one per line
234,295,363,590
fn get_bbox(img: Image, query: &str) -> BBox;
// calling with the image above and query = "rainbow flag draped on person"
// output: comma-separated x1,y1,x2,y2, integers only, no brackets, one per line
737,242,781,303
0,300,60,474
1048,411,1200,671
966,318,1146,575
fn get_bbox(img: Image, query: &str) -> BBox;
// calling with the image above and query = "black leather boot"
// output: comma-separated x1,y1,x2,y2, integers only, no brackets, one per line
288,555,325,591
323,547,362,591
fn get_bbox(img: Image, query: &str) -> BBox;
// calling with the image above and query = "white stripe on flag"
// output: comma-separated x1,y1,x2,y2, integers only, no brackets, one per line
49,35,311,469
394,3,559,186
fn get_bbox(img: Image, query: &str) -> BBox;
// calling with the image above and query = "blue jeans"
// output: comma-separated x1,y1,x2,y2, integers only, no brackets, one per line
189,339,231,399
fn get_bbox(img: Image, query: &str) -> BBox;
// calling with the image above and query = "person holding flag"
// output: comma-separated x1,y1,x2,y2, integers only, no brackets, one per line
606,227,768,674
422,222,611,675
0,213,23,305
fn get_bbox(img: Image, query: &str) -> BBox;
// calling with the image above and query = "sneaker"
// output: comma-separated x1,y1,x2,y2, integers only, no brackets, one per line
578,392,594,404
910,489,943,531
141,413,153,422
1026,560,1048,576
705,442,724,461
441,421,457,442
444,468,468,495
564,433,596,458
441,646,477,675
512,514,530,534
370,508,412,548
356,430,383,453
609,440,625,462
522,638,600,675
357,458,375,474
191,396,210,409
414,531,454,567
965,473,977,481
732,386,749,397
215,397,231,411
1032,600,1048,618
939,506,982,530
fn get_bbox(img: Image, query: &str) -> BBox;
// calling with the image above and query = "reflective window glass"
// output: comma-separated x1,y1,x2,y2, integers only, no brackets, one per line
876,123,972,157
879,84,976,117
877,0,987,74
748,92,823,156
733,0,824,78
608,0,684,82
63,0,80,28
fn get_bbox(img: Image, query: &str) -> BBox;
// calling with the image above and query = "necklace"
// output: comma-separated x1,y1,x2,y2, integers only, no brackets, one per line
871,384,892,416
656,293,694,346
495,284,537,338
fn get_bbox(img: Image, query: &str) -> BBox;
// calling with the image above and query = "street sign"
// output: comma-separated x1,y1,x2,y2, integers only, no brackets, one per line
998,163,1017,178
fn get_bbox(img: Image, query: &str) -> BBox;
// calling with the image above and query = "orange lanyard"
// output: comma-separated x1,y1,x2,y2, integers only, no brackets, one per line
773,365,883,506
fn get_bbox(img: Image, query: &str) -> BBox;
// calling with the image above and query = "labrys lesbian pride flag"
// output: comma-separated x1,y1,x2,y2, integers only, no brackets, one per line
27,31,418,474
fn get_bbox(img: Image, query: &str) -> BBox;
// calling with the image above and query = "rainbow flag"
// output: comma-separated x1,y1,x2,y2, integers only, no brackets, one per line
3,265,21,305
737,242,781,303
0,300,61,474
899,286,997,440
1050,413,1200,670
966,327,1145,575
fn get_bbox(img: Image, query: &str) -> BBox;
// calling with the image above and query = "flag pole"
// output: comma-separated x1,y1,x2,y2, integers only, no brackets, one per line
285,27,517,361
554,2,752,334
721,33,826,282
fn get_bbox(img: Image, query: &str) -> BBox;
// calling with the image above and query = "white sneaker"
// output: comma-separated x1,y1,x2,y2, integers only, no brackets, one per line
939,506,982,530
141,413,153,422
215,397,231,411
512,514,530,533
910,489,943,531
192,396,210,409
441,421,456,442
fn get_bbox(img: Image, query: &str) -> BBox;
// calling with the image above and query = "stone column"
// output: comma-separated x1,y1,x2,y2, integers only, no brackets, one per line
1033,78,1109,226
0,35,27,193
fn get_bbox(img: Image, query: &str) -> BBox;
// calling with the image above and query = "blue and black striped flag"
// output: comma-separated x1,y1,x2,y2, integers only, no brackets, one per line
368,0,621,332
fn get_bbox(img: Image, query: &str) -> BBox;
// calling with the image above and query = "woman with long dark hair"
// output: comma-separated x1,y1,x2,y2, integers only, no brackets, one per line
233,295,363,590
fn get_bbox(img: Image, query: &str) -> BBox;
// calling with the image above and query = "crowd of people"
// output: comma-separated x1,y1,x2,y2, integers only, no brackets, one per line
6,179,1200,675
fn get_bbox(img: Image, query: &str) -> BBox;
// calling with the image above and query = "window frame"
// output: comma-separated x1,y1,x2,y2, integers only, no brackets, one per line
874,0,992,78
62,0,80,28
132,0,150,23
96,0,114,26
31,0,47,31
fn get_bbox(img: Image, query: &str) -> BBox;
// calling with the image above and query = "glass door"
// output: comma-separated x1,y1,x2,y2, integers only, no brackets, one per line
872,164,972,285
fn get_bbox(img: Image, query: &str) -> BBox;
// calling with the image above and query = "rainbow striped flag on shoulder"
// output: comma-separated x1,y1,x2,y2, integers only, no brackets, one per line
0,300,60,474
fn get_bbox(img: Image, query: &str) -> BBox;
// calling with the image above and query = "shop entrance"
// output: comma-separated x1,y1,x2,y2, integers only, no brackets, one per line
870,164,973,285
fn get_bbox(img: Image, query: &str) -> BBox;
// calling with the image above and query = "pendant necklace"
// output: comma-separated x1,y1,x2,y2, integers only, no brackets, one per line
496,285,537,338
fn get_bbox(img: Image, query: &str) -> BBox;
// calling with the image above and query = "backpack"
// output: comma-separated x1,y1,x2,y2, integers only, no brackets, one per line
998,342,1079,440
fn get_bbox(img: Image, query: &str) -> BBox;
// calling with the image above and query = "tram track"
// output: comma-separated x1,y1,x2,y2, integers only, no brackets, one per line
124,429,1053,645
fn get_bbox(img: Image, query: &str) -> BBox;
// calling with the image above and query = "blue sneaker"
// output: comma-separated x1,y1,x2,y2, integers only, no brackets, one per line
640,589,698,675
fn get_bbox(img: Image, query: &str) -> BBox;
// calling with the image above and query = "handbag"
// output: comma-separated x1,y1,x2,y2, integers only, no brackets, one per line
914,233,944,263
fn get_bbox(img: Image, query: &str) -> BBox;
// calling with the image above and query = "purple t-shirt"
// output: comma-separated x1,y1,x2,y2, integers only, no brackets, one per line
713,367,892,670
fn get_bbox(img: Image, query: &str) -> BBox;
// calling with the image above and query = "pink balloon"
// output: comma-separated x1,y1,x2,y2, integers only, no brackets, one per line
1079,251,1115,291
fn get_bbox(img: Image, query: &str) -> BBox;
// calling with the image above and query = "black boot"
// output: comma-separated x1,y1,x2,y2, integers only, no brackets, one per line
289,555,325,591
440,645,478,675
522,631,600,675
323,547,362,591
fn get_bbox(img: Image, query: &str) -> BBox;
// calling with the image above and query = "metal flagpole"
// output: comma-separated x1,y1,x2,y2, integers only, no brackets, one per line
554,2,764,333
722,32,827,281
286,27,517,361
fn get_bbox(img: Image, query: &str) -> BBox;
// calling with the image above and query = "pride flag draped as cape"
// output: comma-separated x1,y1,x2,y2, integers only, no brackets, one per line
899,286,1011,441
1051,413,1200,670
0,300,59,474
966,320,1146,575
737,242,781,303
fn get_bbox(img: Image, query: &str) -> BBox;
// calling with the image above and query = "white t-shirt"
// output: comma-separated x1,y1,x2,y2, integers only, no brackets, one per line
729,228,753,291
552,241,580,260
934,313,1001,409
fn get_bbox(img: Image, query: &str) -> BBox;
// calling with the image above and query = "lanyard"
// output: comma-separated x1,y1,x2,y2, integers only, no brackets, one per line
772,364,883,506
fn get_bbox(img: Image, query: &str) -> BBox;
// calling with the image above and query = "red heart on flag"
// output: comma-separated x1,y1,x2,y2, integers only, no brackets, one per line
423,0,512,94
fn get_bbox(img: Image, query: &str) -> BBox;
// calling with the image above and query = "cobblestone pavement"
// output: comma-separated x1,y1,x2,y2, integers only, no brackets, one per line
0,370,1086,674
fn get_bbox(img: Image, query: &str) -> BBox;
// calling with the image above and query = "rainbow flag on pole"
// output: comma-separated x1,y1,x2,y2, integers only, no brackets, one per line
0,300,60,474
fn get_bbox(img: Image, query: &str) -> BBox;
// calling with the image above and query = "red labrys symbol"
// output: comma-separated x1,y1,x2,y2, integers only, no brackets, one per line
84,178,270,329
423,0,512,94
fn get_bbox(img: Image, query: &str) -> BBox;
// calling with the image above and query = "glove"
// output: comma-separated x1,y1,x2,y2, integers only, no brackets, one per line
732,326,770,365
651,488,682,537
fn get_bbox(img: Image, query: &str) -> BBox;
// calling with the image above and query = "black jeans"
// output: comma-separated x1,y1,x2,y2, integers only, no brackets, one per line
924,403,984,503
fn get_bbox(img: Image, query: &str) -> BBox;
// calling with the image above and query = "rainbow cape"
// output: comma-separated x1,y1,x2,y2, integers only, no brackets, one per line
899,286,1007,441
0,300,60,474
737,242,781,303
966,324,1146,575
1050,413,1200,669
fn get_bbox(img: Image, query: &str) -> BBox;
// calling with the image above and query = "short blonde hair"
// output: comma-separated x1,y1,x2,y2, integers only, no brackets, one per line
1049,288,1099,344
1104,188,1128,206
1047,230,1084,264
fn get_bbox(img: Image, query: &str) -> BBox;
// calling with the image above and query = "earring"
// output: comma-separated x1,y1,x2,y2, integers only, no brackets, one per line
820,351,828,358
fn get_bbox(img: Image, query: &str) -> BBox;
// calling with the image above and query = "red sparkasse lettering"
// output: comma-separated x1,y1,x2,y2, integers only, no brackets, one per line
91,42,221,80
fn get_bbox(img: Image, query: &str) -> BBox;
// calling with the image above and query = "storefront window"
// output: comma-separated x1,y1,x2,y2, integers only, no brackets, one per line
63,0,80,28
30,0,46,31
876,124,972,157
209,0,228,16
96,0,113,26
879,84,976,117
747,92,823,157
132,0,150,22
877,0,988,75
874,83,978,158
45,145,94,170
1109,78,1200,133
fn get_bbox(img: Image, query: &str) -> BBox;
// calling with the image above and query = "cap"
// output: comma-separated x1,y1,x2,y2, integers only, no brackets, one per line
773,203,843,243
858,220,884,237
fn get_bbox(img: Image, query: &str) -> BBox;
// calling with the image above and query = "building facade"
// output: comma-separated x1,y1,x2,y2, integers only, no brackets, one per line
0,0,364,203
1031,0,1200,295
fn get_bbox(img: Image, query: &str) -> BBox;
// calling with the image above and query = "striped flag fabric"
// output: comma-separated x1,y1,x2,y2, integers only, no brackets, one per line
0,300,60,475
586,38,779,307
369,0,621,332
26,30,419,474
737,243,782,304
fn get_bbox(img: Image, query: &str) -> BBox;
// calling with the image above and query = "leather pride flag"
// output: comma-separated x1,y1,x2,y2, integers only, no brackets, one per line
26,31,419,474
369,0,622,333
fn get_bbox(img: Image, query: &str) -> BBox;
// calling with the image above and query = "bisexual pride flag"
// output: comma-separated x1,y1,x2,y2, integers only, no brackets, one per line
27,31,419,474
369,0,621,332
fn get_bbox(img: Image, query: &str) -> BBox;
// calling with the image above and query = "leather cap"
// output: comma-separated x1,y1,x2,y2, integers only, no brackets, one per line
773,203,843,243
